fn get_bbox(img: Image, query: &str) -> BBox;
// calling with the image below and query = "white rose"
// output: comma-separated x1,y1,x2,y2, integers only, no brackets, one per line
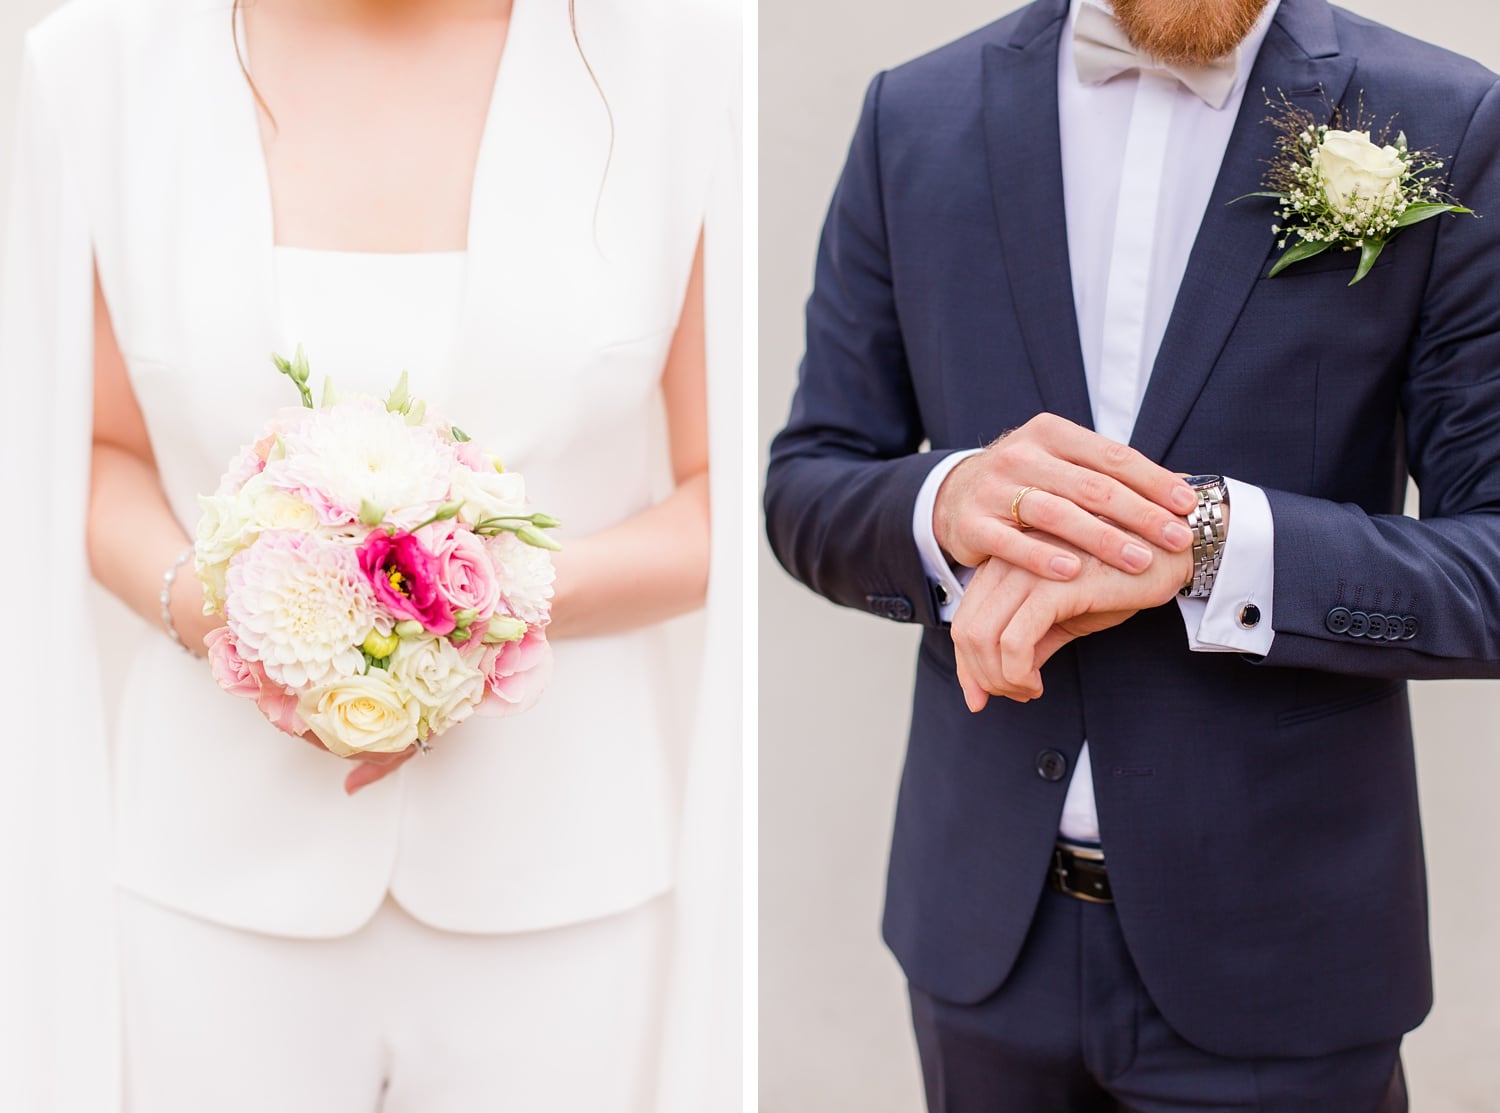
1315,130,1406,211
241,472,323,534
194,491,257,612
448,466,529,530
388,635,487,738
299,670,421,757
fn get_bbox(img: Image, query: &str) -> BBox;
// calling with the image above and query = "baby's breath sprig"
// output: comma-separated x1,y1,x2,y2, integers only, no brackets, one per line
1234,91,1475,285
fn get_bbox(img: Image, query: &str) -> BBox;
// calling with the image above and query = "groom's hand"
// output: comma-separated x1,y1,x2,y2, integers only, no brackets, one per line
951,534,1193,711
933,414,1197,578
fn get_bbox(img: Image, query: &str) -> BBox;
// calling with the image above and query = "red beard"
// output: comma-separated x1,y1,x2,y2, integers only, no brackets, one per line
1110,0,1271,66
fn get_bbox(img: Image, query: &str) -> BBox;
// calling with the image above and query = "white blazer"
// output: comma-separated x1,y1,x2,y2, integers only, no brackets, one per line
0,0,742,1108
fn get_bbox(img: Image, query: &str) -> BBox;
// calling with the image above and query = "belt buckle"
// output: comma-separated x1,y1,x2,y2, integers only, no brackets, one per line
1053,842,1112,905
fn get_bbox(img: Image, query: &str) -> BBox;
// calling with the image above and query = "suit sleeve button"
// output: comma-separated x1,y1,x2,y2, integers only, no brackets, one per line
1035,750,1068,782
1402,616,1419,640
1366,613,1388,639
891,598,914,622
1348,611,1371,638
1383,615,1404,642
1326,607,1353,634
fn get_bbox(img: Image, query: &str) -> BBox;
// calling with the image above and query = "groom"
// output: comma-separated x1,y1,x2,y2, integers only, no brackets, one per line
766,0,1500,1106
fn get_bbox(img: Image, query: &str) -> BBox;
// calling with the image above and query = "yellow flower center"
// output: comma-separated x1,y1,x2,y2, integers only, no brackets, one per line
387,568,409,597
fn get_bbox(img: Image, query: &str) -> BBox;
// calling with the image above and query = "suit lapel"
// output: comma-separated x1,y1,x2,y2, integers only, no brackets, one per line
981,0,1095,430
1129,0,1356,461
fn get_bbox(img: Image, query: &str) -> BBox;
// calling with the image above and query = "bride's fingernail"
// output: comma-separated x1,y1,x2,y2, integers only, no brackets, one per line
1123,542,1152,570
1050,555,1080,577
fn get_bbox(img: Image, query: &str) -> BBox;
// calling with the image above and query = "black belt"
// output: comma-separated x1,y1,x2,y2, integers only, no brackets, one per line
1049,842,1113,904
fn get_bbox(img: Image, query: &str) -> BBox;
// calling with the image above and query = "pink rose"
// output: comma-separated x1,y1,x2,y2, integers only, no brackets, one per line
206,626,261,699
474,630,554,718
256,683,308,737
454,441,492,473
357,528,456,635
415,522,502,619
205,625,308,735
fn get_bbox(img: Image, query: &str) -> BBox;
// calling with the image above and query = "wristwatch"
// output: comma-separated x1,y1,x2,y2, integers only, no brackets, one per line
1179,475,1229,600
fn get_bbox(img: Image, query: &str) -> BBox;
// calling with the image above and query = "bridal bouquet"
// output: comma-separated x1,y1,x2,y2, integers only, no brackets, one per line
195,347,559,757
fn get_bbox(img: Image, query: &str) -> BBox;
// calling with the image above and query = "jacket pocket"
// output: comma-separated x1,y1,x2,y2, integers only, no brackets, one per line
1275,679,1406,728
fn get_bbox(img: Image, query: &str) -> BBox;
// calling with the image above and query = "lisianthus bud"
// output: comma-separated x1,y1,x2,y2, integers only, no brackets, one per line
529,512,562,530
482,616,529,644
386,371,412,415
435,501,463,521
359,500,386,527
517,525,563,552
453,608,479,630
362,630,400,659
405,399,427,426
394,620,425,639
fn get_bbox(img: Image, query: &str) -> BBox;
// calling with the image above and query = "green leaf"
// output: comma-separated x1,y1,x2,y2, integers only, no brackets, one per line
1394,201,1473,229
1228,191,1288,206
1267,238,1333,278
386,371,412,415
1350,240,1386,285
451,425,472,443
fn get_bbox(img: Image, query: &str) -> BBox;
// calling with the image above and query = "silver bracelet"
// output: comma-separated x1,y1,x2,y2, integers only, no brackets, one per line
160,545,198,655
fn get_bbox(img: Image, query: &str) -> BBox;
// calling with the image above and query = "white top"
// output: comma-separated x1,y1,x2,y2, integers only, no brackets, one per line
273,247,468,385
913,0,1280,842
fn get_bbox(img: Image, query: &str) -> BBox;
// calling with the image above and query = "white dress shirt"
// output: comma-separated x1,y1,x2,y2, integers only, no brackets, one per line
913,0,1280,843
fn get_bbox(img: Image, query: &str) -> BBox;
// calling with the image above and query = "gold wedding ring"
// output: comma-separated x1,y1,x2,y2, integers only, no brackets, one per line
1011,486,1040,531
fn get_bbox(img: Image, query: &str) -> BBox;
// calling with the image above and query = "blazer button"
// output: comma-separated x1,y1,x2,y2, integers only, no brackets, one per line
1348,611,1370,638
1402,616,1420,640
890,597,914,622
1035,749,1068,783
1382,615,1404,642
1365,613,1388,640
1326,607,1353,634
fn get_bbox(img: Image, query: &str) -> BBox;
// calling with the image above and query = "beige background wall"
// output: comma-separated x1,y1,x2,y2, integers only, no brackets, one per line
760,1,1500,1111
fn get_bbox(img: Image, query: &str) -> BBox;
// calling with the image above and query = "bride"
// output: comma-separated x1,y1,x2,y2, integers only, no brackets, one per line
0,0,741,1109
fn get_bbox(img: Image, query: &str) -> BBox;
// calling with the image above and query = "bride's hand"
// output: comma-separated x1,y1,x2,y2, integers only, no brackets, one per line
292,730,420,795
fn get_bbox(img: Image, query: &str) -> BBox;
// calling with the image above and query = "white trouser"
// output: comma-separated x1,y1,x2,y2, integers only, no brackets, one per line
118,890,669,1113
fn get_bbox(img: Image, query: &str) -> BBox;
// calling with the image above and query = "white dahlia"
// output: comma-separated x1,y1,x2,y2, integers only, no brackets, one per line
268,398,456,530
487,531,556,626
225,531,380,689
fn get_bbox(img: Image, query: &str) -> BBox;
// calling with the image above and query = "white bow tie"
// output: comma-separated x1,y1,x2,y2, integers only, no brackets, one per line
1072,0,1240,110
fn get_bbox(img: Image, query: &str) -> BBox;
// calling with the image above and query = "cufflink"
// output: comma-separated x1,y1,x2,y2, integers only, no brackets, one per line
1238,603,1261,629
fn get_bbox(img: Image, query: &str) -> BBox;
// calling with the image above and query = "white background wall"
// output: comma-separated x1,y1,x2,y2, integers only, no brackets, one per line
759,1,1500,1111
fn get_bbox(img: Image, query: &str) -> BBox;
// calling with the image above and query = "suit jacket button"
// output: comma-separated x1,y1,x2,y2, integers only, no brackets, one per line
1326,607,1353,634
1036,749,1068,783
1402,616,1419,640
1383,615,1404,642
1365,613,1388,639
1348,611,1371,638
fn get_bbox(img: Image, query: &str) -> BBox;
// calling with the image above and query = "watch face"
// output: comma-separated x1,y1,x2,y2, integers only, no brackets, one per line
1182,474,1223,488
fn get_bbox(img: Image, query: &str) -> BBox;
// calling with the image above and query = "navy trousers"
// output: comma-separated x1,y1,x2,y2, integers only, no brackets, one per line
909,889,1407,1112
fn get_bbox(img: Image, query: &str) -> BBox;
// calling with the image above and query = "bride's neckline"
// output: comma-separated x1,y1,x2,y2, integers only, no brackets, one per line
273,245,468,261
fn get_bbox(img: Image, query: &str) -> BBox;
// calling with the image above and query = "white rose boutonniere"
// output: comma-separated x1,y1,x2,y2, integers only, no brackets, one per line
1238,93,1477,285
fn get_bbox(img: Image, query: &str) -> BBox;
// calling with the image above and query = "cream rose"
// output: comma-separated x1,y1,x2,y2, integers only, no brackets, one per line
448,466,529,529
194,491,257,612
388,635,487,737
1314,130,1406,211
241,471,323,534
298,670,420,757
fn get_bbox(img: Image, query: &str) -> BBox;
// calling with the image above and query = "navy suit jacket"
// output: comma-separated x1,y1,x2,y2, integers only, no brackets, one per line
765,0,1500,1059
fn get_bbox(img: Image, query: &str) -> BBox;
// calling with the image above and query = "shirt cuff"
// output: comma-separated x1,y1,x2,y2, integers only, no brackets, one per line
913,449,983,623
1175,476,1276,656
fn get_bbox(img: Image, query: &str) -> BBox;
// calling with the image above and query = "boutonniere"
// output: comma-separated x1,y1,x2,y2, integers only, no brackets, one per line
1236,93,1477,285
